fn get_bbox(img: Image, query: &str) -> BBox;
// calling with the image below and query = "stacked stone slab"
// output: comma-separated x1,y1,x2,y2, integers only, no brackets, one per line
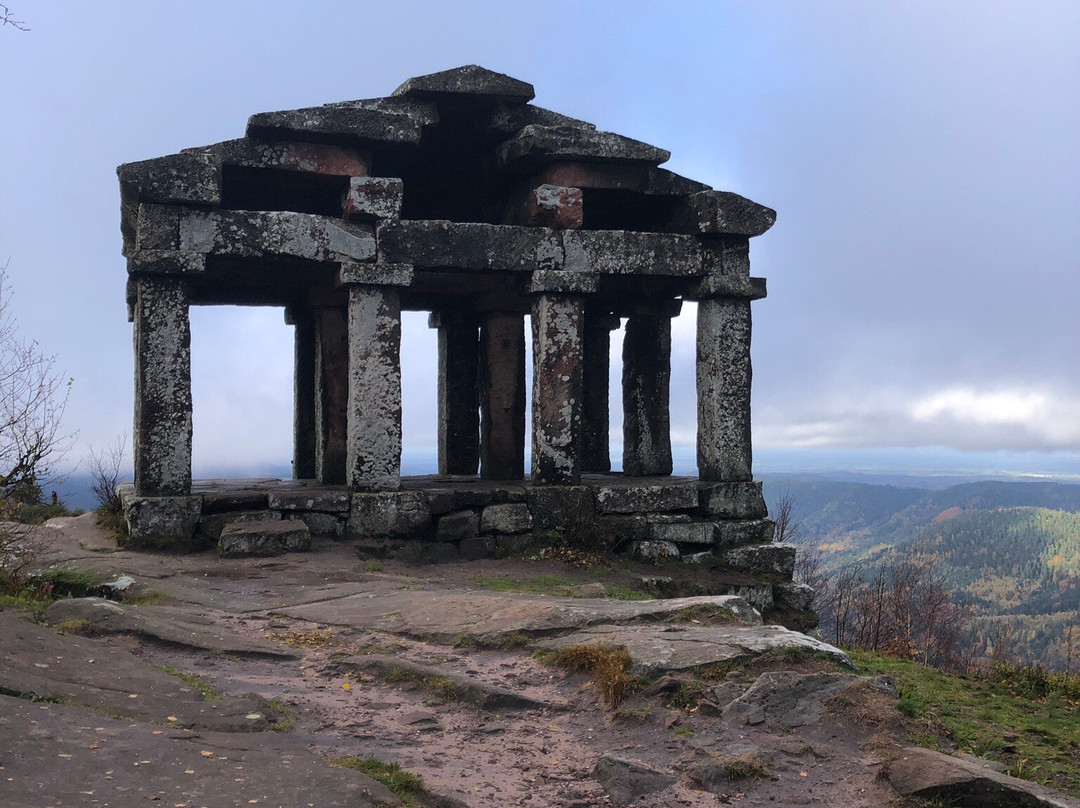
117,66,779,583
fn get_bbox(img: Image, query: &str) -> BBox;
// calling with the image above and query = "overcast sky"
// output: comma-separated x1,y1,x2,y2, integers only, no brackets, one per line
1,1,1078,479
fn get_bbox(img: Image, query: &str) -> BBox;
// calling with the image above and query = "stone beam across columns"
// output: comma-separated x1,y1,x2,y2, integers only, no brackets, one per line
622,299,681,477
478,313,526,480
529,270,597,485
132,275,193,497
582,313,620,473
428,310,480,475
338,263,413,491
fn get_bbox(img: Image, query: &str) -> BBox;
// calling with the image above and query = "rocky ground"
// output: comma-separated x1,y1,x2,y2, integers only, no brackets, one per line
0,514,1074,808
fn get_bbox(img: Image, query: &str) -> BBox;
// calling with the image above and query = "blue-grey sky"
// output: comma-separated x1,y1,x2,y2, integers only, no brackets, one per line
2,1,1078,478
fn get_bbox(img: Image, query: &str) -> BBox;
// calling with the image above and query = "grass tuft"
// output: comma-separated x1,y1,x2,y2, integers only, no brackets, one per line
154,665,221,702
330,756,426,806
542,643,635,708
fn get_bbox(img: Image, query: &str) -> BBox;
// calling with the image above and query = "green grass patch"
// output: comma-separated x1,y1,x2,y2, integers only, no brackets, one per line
330,756,426,806
852,651,1080,796
0,592,52,620
154,665,221,702
604,584,653,601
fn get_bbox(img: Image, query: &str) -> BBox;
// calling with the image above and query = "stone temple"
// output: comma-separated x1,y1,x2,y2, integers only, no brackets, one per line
117,66,787,583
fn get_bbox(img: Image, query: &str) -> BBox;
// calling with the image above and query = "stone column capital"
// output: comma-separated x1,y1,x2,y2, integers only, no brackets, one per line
529,269,598,296
337,262,414,287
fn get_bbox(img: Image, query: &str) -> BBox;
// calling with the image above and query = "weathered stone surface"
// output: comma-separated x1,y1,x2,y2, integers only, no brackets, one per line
343,176,404,221
198,485,269,513
528,268,598,294
348,491,431,537
886,746,1080,807
526,485,595,529
495,533,534,556
195,136,371,176
314,306,349,483
595,482,697,514
538,624,849,677
669,190,777,237
125,495,201,549
525,184,583,229
431,312,480,475
41,598,295,659
198,509,280,540
622,309,674,476
397,541,460,564
714,518,776,548
436,510,479,541
247,99,428,146
289,511,345,538
338,261,413,286
479,503,532,534
531,292,585,484
218,519,311,557
698,481,768,519
697,297,753,482
379,220,561,272
649,522,712,545
498,124,671,167
533,161,709,196
347,284,403,490
722,671,879,727
118,153,219,248
132,277,192,497
459,535,496,561
291,308,317,478
581,315,619,473
627,539,680,562
774,582,815,612
561,229,703,276
178,209,375,262
592,752,676,805
125,249,207,275
393,64,535,104
720,542,796,579
479,312,526,480
268,489,351,512
487,103,597,136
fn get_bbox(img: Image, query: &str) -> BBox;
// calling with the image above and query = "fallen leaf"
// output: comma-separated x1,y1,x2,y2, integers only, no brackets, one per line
800,771,808,777
200,751,214,758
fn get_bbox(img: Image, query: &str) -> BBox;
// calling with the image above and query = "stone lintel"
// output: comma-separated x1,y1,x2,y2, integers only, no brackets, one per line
668,190,777,237
586,312,621,331
628,298,682,318
127,250,207,276
343,176,404,222
530,293,585,485
135,203,180,252
393,65,535,104
338,262,414,287
246,103,427,148
525,184,583,230
346,285,403,491
191,137,371,177
685,275,767,301
378,220,563,273
178,209,376,263
560,229,708,276
595,483,697,514
267,490,351,513
529,269,597,295
532,162,709,197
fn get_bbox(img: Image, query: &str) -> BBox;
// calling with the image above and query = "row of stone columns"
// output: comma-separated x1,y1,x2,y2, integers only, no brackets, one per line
131,273,754,497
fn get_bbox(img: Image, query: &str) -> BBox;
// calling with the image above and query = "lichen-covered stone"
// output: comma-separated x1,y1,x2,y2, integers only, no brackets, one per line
338,262,413,287
697,481,768,519
622,310,674,476
649,522,712,545
198,510,280,540
178,209,375,262
498,124,670,167
378,220,562,273
525,486,595,530
479,312,526,481
697,298,753,482
268,490,351,513
436,510,479,542
595,483,697,514
479,503,532,534
774,582,815,612
713,518,775,548
530,293,584,484
719,542,796,579
125,496,202,550
246,101,428,147
627,540,680,562
393,65,535,103
219,520,311,557
348,491,430,537
343,177,404,222
668,190,777,237
289,512,345,538
525,184,582,230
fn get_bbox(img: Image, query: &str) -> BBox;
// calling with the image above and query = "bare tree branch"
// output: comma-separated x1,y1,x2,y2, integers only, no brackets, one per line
0,4,28,31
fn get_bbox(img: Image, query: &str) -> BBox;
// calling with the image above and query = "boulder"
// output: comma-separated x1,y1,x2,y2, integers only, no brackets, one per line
218,519,311,557
723,671,893,728
592,752,676,805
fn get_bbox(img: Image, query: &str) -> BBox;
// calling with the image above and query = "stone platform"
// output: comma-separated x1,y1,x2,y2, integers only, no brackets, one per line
119,474,787,578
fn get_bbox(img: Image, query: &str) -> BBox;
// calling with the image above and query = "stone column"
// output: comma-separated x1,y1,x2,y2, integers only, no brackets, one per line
429,310,480,475
529,270,596,485
287,306,317,479
133,276,192,496
582,313,620,473
314,307,349,484
622,300,681,477
478,313,526,480
696,297,753,481
341,263,413,491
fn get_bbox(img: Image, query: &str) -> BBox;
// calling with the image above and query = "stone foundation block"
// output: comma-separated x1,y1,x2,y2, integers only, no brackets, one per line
724,583,774,612
627,540,680,562
604,515,649,543
436,510,479,541
648,522,712,545
713,518,775,548
698,481,768,519
198,510,279,540
398,541,459,565
526,486,595,529
494,534,534,557
268,490,351,513
289,512,346,538
200,489,269,513
348,491,431,538
125,496,202,550
423,489,457,515
480,503,532,534
682,551,714,565
719,542,796,579
219,519,311,557
459,535,497,561
774,582,815,612
595,483,696,514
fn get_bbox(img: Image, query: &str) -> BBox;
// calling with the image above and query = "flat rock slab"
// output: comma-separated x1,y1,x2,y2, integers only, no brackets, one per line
722,670,894,727
535,624,850,675
219,518,311,557
592,752,677,805
886,746,1080,807
279,591,760,644
332,654,565,711
0,612,282,732
0,693,399,807
42,597,296,658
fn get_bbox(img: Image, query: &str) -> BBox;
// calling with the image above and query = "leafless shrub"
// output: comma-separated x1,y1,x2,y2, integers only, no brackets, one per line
86,432,127,512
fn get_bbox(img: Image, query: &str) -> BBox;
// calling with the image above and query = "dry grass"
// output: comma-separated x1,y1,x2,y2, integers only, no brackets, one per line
544,643,635,708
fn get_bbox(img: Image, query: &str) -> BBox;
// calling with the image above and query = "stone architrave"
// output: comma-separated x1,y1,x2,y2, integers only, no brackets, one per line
133,276,192,496
346,284,403,491
697,297,753,481
530,293,586,485
479,313,526,480
289,307,317,479
582,314,619,473
314,307,349,485
429,311,480,475
622,302,680,477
